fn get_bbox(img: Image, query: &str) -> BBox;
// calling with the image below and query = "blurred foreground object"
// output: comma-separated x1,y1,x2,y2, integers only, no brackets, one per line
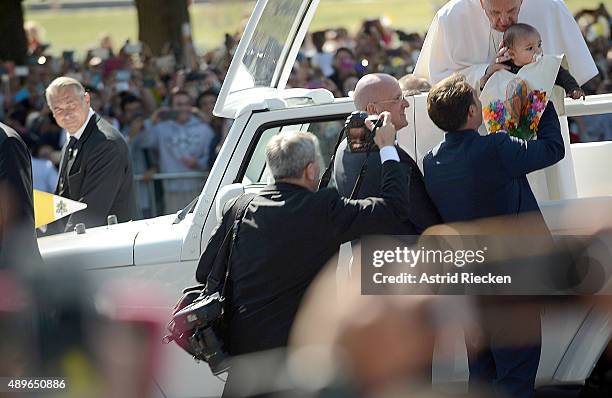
0,121,41,269
286,214,612,397
1,262,168,398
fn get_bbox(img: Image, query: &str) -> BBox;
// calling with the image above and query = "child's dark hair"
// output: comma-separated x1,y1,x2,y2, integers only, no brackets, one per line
503,23,539,48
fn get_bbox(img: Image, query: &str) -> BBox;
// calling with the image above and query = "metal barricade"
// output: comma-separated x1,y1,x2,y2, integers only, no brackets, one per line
133,171,209,217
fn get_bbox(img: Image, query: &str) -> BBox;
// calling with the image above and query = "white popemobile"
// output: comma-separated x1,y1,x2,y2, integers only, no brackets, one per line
38,1,612,397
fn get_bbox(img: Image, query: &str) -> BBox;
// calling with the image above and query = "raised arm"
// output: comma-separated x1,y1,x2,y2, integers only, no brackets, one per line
496,102,565,178
325,113,412,242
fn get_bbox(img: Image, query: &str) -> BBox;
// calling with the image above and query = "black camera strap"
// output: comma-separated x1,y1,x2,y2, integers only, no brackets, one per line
319,113,383,194
318,124,348,190
350,117,384,199
205,193,257,295
350,146,375,199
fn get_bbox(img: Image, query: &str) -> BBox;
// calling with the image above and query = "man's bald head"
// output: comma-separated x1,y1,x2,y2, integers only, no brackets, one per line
354,74,400,110
353,73,409,130
480,0,523,32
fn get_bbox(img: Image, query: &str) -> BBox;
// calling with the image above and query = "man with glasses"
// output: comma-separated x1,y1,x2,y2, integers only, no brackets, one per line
45,76,137,233
333,73,441,237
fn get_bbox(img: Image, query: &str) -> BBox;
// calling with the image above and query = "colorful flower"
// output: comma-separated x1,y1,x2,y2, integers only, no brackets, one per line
484,90,548,140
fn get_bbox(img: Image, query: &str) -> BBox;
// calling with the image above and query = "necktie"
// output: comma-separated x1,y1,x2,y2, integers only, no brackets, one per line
57,136,78,195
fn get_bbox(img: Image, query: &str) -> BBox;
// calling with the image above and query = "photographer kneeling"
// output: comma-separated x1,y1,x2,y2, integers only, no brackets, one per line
196,112,410,394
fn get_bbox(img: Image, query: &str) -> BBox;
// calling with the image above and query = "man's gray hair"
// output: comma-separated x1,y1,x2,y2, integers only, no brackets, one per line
45,76,86,107
265,132,320,180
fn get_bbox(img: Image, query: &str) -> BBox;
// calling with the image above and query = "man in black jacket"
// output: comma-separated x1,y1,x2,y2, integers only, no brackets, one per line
0,123,41,268
45,77,138,233
196,113,409,361
333,73,441,234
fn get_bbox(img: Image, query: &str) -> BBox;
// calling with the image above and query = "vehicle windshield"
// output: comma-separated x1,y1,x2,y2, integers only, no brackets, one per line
239,0,305,90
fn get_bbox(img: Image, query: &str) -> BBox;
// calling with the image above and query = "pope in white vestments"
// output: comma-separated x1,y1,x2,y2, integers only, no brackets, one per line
414,0,597,90
414,0,598,201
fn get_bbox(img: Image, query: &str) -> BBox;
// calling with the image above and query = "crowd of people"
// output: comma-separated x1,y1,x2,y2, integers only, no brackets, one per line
1,28,233,216
0,3,610,217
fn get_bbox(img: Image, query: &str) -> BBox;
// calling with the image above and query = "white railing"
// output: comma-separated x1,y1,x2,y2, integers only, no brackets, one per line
563,93,612,199
565,93,612,117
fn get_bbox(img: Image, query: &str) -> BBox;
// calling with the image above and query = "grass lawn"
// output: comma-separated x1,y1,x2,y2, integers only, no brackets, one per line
25,0,606,56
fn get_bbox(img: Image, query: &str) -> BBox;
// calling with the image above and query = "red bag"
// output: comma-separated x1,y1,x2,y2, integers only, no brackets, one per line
163,285,205,356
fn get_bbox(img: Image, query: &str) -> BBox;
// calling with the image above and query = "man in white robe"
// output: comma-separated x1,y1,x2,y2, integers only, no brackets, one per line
414,0,599,201
414,0,597,90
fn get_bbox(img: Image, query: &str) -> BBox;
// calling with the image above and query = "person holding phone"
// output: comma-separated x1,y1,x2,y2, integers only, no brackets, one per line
130,90,215,213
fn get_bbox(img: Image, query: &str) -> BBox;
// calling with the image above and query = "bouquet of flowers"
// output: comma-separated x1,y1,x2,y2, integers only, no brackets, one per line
482,78,548,141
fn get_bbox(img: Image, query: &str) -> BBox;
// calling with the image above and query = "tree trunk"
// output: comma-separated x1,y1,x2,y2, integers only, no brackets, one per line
135,0,191,58
0,0,28,64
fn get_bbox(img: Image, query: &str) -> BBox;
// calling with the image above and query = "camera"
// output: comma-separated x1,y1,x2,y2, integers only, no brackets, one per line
345,111,382,153
172,292,231,375
318,111,383,191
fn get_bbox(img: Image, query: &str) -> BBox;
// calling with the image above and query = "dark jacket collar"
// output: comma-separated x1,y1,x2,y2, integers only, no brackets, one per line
444,129,480,143
261,182,310,194
74,113,99,149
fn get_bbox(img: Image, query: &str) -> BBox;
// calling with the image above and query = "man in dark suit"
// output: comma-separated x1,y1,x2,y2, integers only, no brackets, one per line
45,77,137,233
0,123,41,268
196,115,409,392
423,74,565,398
333,73,441,234
423,73,564,223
